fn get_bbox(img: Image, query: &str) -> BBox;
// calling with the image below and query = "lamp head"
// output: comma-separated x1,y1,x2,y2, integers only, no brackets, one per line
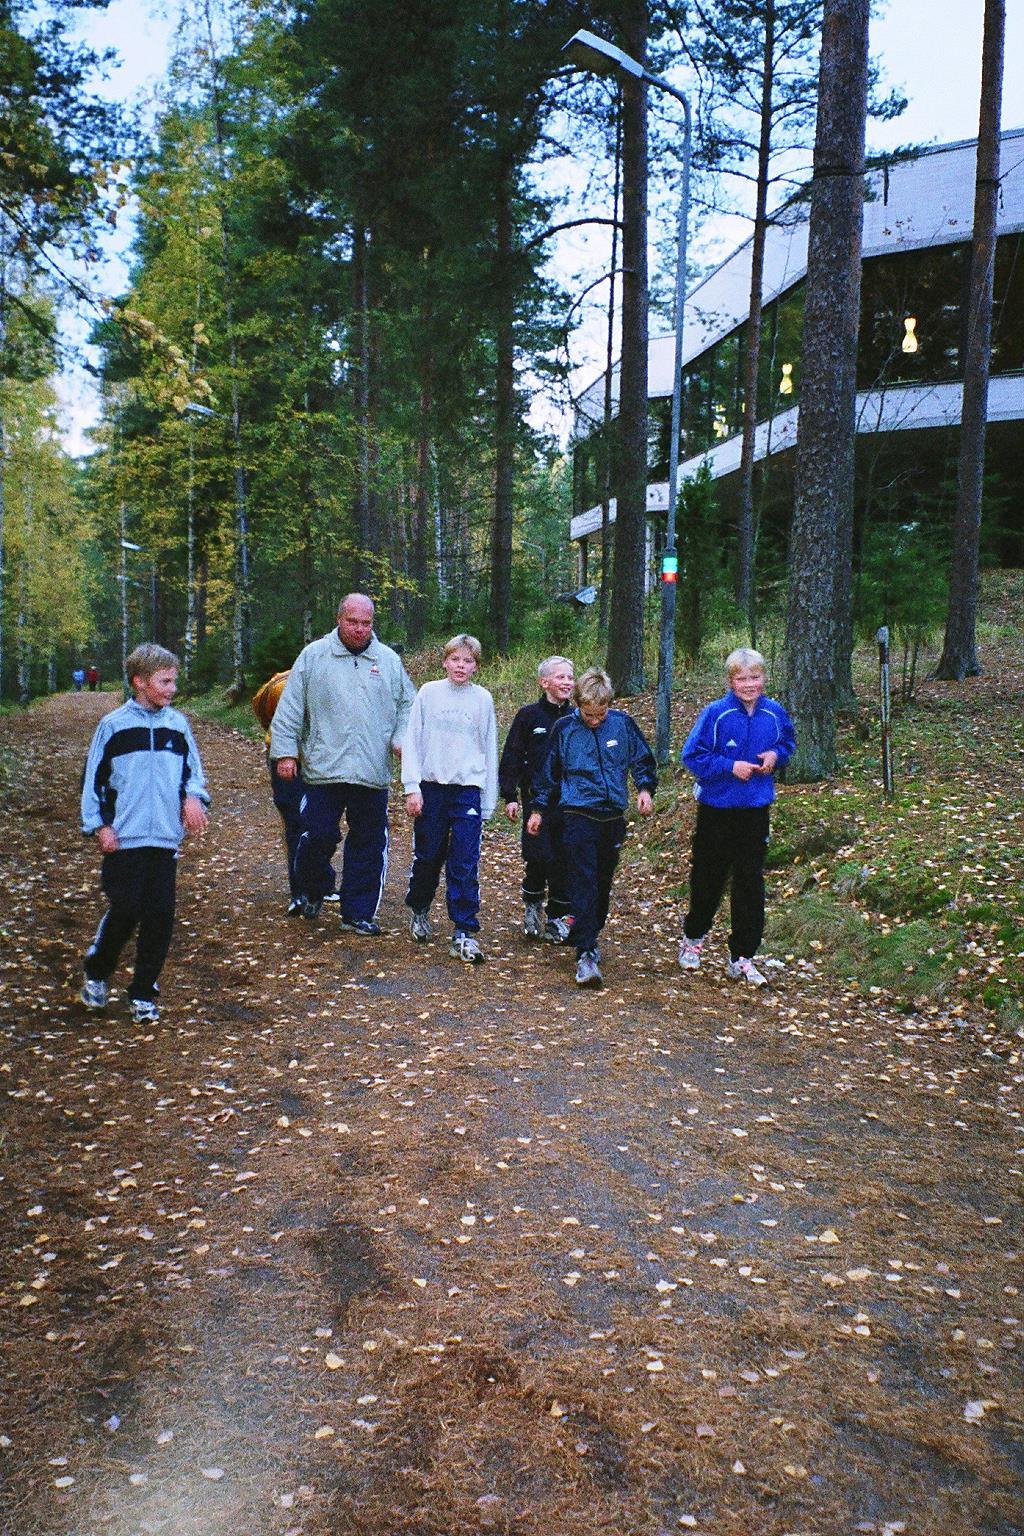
562,29,644,81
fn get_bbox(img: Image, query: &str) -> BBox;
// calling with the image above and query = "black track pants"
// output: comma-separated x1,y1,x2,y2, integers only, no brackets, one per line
84,847,177,1003
683,803,769,961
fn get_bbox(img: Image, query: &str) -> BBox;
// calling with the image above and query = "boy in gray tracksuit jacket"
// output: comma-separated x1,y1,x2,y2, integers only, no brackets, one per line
80,644,209,1022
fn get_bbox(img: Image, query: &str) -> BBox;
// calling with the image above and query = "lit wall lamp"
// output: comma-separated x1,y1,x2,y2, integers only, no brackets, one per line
779,361,794,396
902,316,918,354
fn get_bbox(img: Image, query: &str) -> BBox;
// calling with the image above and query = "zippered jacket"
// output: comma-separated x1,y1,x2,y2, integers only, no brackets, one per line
81,699,210,850
681,692,795,808
498,694,571,807
269,630,415,787
533,708,657,816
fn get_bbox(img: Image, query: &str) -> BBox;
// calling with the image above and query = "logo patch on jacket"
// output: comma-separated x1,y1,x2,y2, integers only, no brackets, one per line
606,739,618,748
532,727,547,735
726,738,738,748
370,664,381,675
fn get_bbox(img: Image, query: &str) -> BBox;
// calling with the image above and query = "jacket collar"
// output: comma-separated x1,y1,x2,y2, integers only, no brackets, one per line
329,628,380,659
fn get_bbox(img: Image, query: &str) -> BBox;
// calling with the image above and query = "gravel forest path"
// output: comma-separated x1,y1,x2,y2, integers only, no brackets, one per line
1,692,1020,1536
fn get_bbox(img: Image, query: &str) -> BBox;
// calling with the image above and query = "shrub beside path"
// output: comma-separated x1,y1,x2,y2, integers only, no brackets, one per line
1,692,1021,1535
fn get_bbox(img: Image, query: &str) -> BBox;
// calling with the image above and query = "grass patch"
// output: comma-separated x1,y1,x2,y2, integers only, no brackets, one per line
767,892,956,1005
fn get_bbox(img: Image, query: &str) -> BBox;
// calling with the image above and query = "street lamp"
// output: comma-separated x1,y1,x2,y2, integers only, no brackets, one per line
562,29,691,765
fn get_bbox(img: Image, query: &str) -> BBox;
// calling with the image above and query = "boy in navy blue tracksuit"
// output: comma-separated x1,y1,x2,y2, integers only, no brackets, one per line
529,667,656,988
80,644,209,1023
498,655,575,942
679,647,795,986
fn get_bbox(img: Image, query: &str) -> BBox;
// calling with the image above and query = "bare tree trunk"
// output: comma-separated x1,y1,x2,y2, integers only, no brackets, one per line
599,95,623,638
409,369,432,646
736,0,775,628
606,0,649,695
936,0,1004,680
784,0,868,779
202,0,251,694
0,252,7,699
351,224,376,587
491,153,516,655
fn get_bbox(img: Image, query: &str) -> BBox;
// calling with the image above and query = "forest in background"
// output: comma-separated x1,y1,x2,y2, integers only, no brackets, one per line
0,0,1014,747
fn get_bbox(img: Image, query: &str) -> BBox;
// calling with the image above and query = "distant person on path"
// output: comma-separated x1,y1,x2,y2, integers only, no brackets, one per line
79,643,209,1023
270,594,415,935
529,667,656,989
72,667,85,692
499,654,575,943
403,633,499,965
86,664,100,692
251,669,337,915
677,647,795,987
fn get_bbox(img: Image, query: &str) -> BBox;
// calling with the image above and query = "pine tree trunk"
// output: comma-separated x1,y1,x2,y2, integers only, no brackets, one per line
784,0,868,780
352,224,376,588
599,97,622,639
409,372,431,646
935,0,1004,680
491,155,515,655
736,1,774,628
605,0,649,696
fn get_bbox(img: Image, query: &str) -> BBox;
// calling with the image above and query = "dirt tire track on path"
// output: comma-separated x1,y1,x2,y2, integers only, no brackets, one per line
1,693,1021,1535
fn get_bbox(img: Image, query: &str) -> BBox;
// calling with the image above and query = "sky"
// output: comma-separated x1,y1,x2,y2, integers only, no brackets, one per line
57,0,1024,453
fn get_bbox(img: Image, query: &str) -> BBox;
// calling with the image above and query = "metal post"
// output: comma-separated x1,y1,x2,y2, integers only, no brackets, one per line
876,624,894,799
655,91,691,764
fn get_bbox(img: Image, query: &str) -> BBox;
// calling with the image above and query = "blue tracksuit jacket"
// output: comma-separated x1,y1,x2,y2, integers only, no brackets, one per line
681,692,795,808
81,699,210,850
533,708,657,815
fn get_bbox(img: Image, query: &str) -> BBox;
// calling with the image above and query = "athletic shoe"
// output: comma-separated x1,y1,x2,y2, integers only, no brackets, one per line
544,915,575,945
409,908,432,942
450,929,484,964
80,977,109,1010
299,895,322,920
129,998,160,1023
340,916,382,937
575,949,603,988
727,956,768,987
678,934,706,971
522,901,545,939
322,891,341,906
287,897,303,916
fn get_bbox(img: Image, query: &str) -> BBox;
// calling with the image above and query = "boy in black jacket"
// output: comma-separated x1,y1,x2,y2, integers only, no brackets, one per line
529,667,656,988
499,655,575,942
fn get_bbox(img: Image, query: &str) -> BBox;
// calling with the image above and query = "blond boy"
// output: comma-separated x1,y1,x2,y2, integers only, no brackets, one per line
80,644,209,1022
529,668,656,988
402,634,499,964
498,655,575,941
678,648,795,985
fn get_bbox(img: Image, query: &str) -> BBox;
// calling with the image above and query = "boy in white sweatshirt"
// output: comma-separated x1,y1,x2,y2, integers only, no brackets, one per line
402,634,498,964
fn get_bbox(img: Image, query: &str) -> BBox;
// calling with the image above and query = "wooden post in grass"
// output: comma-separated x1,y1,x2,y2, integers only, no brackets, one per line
877,625,894,799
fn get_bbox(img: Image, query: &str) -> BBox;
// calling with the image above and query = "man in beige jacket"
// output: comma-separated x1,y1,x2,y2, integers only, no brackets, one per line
270,593,415,934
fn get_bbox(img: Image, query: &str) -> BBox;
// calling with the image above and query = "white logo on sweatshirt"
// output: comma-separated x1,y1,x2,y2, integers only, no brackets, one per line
726,738,738,748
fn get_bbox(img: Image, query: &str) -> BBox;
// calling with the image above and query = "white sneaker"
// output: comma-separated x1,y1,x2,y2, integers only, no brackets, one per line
727,956,768,987
575,949,603,988
450,929,484,964
409,908,432,942
678,934,706,971
80,977,108,1010
129,998,160,1023
522,901,545,939
544,915,575,945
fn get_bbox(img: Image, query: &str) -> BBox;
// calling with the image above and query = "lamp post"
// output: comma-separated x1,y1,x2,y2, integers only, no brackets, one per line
562,29,691,764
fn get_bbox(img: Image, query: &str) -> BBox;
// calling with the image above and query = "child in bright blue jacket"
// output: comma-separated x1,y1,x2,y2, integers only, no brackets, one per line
678,648,795,986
